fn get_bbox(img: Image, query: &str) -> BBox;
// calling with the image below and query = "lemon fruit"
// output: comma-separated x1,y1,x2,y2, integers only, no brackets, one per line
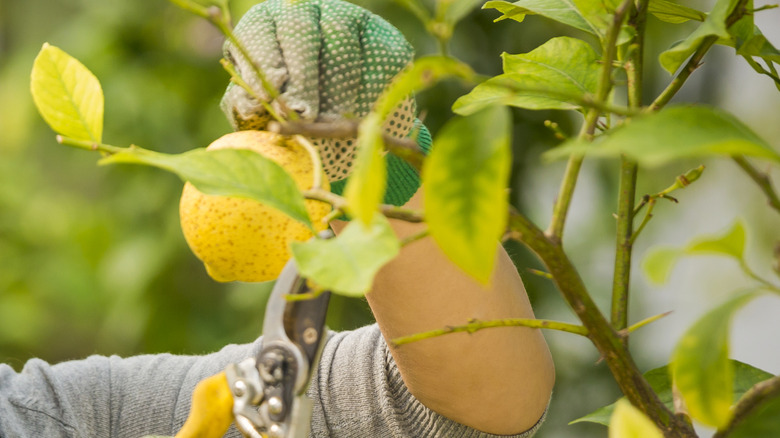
179,130,331,282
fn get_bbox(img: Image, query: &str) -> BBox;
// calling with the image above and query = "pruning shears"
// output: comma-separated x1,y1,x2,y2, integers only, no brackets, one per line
175,230,333,438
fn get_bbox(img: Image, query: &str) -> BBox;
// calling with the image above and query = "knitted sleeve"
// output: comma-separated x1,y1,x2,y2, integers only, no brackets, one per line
0,324,545,437
308,324,547,438
0,342,261,438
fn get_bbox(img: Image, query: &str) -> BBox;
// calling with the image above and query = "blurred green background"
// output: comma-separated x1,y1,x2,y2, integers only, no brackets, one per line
2,0,780,436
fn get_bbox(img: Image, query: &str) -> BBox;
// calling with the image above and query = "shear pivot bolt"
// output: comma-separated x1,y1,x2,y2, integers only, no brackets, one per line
269,424,284,438
303,327,318,344
233,380,247,397
268,396,284,415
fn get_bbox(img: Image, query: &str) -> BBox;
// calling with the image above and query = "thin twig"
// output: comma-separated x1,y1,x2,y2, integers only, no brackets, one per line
630,165,705,245
293,135,324,191
400,228,429,246
618,311,673,337
611,158,638,337
390,317,589,347
268,120,425,172
733,156,780,214
302,189,425,223
649,0,751,111
57,136,124,155
507,208,697,436
545,0,635,243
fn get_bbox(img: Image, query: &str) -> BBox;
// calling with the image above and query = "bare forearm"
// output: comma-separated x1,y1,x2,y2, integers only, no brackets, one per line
346,191,555,435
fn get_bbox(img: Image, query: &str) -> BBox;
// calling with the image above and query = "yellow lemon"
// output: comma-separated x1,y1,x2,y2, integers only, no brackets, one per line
179,130,330,282
175,372,233,438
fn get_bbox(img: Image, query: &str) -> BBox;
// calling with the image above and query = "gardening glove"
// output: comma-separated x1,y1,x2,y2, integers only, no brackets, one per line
220,0,431,206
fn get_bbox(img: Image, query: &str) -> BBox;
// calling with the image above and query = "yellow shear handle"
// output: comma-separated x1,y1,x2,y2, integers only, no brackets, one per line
175,372,236,438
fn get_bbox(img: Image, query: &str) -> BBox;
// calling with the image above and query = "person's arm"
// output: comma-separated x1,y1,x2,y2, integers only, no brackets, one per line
0,342,261,438
335,190,554,436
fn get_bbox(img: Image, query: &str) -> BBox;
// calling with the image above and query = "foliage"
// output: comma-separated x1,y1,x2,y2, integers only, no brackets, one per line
11,0,780,436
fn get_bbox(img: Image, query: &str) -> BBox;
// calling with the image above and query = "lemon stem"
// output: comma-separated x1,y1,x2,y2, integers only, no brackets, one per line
294,135,325,191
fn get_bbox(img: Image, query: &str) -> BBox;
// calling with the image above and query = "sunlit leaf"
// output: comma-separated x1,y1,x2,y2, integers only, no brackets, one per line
374,56,476,118
648,0,706,23
727,10,780,89
423,106,511,284
574,360,773,425
345,114,387,226
483,0,604,37
687,221,746,259
658,0,739,73
643,221,746,285
350,56,475,225
608,399,664,438
291,213,400,297
102,147,312,228
453,37,600,115
30,43,104,142
642,247,681,285
671,291,763,428
544,106,780,166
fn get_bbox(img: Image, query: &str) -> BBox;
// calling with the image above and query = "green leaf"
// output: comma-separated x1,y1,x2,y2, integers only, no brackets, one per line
423,106,512,284
374,56,476,119
648,0,706,23
30,43,104,143
658,0,739,73
727,10,780,89
573,360,773,425
345,114,387,226
687,220,746,259
544,105,780,166
102,147,312,228
483,0,608,38
642,221,746,285
350,56,475,225
642,247,682,285
453,37,600,115
608,399,664,438
290,213,400,297
442,0,487,24
730,388,780,438
671,291,763,428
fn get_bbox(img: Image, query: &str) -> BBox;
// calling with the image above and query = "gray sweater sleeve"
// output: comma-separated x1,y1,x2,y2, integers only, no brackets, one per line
0,324,545,437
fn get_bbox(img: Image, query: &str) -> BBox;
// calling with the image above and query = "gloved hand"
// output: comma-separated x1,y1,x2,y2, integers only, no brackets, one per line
219,0,431,207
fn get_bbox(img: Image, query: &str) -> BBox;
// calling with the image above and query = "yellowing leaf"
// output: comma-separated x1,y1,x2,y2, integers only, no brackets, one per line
349,56,475,225
30,43,104,142
643,222,747,285
687,221,745,259
573,360,775,426
642,247,682,285
423,106,512,284
609,400,664,438
345,114,387,226
291,213,400,297
671,291,763,428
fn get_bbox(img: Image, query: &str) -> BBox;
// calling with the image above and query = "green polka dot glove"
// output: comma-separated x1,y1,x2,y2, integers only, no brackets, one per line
219,0,431,207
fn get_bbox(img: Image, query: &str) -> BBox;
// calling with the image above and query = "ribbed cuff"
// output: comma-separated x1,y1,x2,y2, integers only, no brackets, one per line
382,341,549,438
